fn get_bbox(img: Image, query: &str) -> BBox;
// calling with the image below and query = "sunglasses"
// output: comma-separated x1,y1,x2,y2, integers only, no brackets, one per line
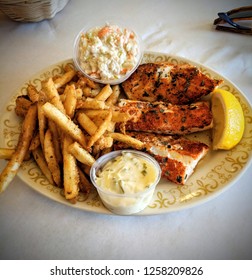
213,6,252,34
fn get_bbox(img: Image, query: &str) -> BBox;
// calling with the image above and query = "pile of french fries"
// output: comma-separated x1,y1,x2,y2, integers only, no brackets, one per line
0,64,144,203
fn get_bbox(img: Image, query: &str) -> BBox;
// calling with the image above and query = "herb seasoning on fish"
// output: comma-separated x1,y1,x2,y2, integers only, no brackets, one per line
122,62,223,104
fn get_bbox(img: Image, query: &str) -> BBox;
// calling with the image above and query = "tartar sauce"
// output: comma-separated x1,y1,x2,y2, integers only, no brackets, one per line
95,152,158,194
77,24,140,81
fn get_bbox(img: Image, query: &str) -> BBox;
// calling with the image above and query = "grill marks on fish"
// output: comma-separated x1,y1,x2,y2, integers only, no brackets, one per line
122,63,222,104
117,99,213,135
113,132,209,185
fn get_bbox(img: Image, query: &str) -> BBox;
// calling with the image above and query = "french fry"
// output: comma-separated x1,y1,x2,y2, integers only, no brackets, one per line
0,103,37,193
118,122,126,135
111,111,131,123
68,141,95,166
59,87,83,103
87,110,112,149
83,76,99,89
32,146,54,185
48,119,62,165
44,129,62,187
91,115,106,128
75,75,86,87
64,63,74,72
37,91,47,151
76,98,109,110
81,109,108,119
94,84,113,101
15,95,32,117
53,69,76,89
107,121,115,133
27,84,39,103
42,102,87,148
83,109,131,123
41,78,65,113
90,117,115,134
75,88,83,99
106,84,120,106
76,74,98,91
100,146,113,156
92,136,113,155
90,88,101,97
108,132,145,150
63,84,77,119
77,166,93,194
91,147,100,158
0,148,31,161
77,112,98,136
0,148,15,160
77,110,115,136
62,136,79,200
82,86,92,97
78,162,91,177
29,132,40,151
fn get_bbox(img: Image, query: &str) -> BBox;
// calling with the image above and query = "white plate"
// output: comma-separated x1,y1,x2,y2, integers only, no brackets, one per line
1,52,252,215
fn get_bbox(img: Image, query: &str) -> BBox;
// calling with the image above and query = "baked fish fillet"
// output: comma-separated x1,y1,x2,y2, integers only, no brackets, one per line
117,99,213,135
113,132,209,184
122,62,222,104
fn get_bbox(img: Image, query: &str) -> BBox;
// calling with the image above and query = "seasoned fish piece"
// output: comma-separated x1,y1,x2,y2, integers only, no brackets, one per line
113,132,209,184
122,62,222,104
117,99,213,135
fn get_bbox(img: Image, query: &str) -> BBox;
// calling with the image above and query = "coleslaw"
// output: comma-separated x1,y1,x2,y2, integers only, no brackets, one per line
77,23,140,81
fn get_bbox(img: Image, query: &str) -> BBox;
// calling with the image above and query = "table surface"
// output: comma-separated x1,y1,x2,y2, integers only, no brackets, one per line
0,0,252,260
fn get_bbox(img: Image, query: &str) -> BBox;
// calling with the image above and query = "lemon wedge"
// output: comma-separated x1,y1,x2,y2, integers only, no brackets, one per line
211,88,245,150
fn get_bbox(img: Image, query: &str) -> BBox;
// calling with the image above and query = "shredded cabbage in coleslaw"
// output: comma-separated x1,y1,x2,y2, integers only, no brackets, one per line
77,24,140,81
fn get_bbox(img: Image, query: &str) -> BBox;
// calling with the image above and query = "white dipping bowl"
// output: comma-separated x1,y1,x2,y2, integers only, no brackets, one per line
73,21,143,85
90,150,161,215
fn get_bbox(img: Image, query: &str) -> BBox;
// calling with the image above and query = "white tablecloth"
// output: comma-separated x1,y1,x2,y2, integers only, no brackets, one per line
0,0,252,260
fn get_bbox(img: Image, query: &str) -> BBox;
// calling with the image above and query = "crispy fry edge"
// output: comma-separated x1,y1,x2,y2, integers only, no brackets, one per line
0,103,38,193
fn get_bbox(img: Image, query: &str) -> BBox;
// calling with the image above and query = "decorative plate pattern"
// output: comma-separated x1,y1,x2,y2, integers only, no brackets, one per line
0,52,251,215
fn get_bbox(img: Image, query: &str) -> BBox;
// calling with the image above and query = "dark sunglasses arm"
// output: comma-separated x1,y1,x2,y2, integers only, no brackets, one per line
215,25,252,34
218,12,251,30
